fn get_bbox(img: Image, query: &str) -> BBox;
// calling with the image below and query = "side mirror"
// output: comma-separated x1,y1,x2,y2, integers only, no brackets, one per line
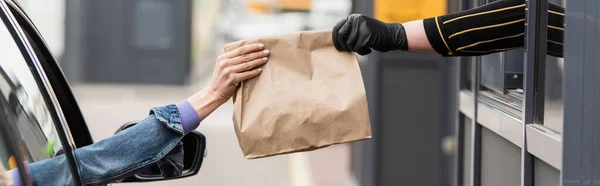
116,121,207,182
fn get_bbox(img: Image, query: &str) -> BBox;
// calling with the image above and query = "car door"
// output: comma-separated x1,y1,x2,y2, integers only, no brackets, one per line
0,0,83,185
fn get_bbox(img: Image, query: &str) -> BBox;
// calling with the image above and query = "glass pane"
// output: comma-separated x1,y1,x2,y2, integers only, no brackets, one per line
0,15,70,181
461,59,473,91
543,0,565,134
480,127,521,186
480,53,504,93
543,57,563,133
534,158,560,186
462,116,472,186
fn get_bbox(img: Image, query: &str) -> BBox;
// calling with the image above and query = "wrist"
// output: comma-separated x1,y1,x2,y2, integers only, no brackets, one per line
186,89,226,120
402,20,434,52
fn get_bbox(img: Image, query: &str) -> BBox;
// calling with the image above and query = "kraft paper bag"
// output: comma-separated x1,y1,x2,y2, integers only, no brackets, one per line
224,30,372,159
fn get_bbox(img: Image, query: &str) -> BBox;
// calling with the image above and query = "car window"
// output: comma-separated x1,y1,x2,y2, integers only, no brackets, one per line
7,0,94,149
0,8,65,165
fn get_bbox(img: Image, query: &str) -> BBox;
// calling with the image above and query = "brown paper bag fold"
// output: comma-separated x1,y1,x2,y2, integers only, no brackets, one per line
224,30,372,159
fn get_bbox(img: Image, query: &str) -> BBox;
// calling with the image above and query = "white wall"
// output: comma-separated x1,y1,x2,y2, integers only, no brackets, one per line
18,0,65,57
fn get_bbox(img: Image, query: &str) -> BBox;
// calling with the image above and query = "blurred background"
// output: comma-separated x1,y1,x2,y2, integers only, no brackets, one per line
11,0,463,185
0,0,578,184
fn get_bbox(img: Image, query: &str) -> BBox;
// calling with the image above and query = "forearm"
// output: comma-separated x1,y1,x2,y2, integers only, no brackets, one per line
186,89,225,121
415,0,564,57
28,105,193,186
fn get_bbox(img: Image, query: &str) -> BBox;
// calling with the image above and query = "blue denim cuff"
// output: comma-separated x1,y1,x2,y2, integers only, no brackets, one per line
150,104,185,135
176,100,201,133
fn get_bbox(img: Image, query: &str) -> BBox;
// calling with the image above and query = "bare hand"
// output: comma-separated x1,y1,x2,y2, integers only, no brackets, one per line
207,43,270,104
187,43,269,120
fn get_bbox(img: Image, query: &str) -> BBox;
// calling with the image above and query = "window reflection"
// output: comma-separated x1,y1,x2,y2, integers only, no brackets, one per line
543,0,565,133
543,57,563,133
0,20,63,164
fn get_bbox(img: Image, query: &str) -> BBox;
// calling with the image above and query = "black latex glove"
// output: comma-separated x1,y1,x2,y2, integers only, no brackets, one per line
332,14,408,55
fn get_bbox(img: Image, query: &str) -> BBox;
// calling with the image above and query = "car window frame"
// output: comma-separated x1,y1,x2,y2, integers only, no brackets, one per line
5,0,94,149
0,0,83,185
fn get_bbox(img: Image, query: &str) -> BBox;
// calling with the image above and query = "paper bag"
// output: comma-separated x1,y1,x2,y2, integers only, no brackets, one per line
224,30,372,159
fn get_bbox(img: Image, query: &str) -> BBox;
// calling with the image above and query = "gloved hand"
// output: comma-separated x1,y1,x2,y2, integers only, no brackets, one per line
332,14,408,55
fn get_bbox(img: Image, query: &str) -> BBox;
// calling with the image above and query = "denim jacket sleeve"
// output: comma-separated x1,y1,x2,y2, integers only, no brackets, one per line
27,104,186,186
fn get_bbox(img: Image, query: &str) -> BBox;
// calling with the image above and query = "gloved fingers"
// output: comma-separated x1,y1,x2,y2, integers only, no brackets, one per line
345,17,361,54
332,17,349,51
336,18,354,52
354,34,373,55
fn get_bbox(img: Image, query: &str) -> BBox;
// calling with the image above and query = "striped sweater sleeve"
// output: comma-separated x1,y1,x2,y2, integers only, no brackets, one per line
422,0,564,57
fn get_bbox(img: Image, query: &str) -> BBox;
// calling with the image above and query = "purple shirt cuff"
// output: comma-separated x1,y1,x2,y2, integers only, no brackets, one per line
12,168,22,186
176,100,201,133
